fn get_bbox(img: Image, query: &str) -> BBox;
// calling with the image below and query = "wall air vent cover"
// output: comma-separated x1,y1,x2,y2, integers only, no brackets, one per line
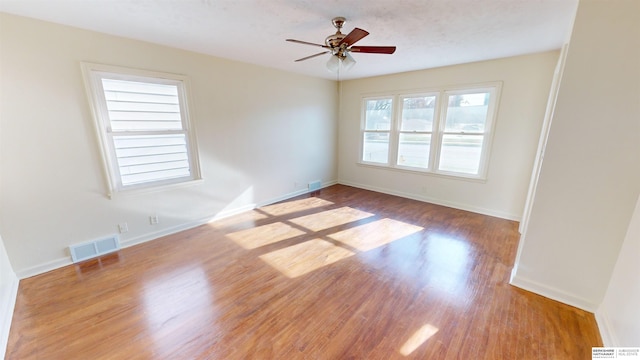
69,235,120,263
308,180,322,192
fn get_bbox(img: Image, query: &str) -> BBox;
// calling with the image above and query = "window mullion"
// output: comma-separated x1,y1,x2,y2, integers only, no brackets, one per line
432,91,447,172
389,96,400,166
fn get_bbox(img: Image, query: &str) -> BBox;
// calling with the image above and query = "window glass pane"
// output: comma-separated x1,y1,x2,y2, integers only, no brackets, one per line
438,134,483,174
113,134,191,186
362,132,389,164
398,134,431,169
102,79,183,131
364,99,392,131
444,92,490,132
400,96,436,131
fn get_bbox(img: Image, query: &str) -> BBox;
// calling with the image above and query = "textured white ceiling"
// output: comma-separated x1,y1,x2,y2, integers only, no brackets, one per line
0,0,578,80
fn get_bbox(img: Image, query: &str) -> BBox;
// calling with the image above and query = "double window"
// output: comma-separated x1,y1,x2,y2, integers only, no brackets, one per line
82,63,201,195
361,84,500,179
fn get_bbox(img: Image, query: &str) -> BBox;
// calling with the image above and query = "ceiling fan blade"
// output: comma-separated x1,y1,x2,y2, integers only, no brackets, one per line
286,39,330,49
350,46,397,54
338,28,369,46
295,51,330,62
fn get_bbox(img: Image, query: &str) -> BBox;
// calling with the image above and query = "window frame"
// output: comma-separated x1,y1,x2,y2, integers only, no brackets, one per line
358,82,501,181
360,96,394,165
81,62,202,197
395,92,440,172
435,87,499,178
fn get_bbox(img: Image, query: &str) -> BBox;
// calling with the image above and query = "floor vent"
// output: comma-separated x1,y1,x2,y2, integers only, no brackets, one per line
69,235,120,263
308,180,322,192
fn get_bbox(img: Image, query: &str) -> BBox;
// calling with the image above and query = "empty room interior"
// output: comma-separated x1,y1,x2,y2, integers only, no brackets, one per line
0,0,639,358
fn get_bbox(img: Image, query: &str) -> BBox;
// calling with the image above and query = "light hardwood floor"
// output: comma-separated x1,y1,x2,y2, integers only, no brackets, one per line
7,185,602,359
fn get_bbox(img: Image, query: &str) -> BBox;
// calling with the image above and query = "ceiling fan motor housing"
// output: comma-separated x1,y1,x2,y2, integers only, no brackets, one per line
325,33,346,48
325,17,346,49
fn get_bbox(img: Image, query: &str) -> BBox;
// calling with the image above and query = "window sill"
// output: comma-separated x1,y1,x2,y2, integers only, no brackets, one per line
108,178,204,199
356,162,487,183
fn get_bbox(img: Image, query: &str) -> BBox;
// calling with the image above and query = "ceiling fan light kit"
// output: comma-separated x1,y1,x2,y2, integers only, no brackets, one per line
286,17,396,73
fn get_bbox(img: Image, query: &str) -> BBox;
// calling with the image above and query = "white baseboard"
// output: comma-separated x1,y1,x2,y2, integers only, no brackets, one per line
120,217,215,249
210,203,258,222
509,270,598,312
595,308,617,347
14,181,339,279
16,257,72,279
0,274,19,359
256,189,309,208
256,180,338,208
117,183,339,256
337,180,521,221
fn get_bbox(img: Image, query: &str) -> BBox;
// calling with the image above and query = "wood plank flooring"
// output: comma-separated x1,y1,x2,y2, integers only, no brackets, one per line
6,185,602,359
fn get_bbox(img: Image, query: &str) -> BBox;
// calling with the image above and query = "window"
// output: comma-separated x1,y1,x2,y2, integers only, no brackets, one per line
397,94,437,170
82,63,201,195
360,84,500,179
439,90,492,175
362,98,392,164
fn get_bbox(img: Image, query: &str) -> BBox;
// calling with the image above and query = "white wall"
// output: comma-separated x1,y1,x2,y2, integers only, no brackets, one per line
0,13,338,276
338,52,559,220
597,195,640,346
0,233,18,360
511,0,640,311
0,30,20,356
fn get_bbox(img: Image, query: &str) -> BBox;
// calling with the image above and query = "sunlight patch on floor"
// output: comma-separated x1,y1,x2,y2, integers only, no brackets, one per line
226,222,306,249
329,218,423,251
259,197,334,216
399,323,439,356
259,239,355,278
425,233,472,299
288,206,374,232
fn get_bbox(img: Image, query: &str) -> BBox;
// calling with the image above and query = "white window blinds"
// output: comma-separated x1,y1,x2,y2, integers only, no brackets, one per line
102,79,191,187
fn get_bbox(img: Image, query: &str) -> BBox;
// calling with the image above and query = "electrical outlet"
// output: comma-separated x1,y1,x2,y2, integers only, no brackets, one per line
149,215,159,225
118,223,129,234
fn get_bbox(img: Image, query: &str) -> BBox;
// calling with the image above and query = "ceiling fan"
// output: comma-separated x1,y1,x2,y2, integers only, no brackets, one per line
286,17,396,72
